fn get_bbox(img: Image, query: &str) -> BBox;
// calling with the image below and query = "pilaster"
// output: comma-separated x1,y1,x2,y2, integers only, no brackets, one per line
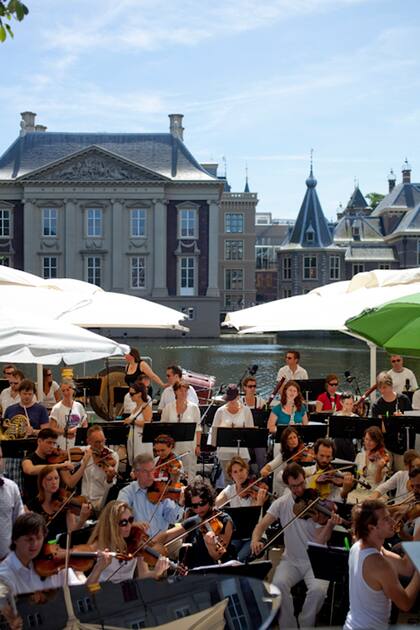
206,199,220,297
152,198,168,297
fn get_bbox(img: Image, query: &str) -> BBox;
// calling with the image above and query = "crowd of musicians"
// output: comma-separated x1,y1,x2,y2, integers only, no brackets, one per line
0,348,419,629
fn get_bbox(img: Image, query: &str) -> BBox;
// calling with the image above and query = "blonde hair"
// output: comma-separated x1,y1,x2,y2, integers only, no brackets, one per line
88,500,132,552
376,371,393,388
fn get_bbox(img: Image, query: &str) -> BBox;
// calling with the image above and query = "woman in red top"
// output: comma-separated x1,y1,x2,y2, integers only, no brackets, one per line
316,374,343,412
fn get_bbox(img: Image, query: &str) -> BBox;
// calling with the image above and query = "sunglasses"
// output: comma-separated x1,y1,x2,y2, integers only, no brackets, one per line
191,499,208,508
328,382,338,386
118,516,134,527
246,384,257,388
391,359,401,363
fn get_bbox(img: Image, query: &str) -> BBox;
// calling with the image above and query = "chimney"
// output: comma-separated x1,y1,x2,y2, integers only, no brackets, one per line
169,114,184,141
387,168,396,193
19,111,36,136
35,124,47,132
402,158,411,184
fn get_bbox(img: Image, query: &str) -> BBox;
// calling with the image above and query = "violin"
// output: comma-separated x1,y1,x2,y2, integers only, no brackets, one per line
147,480,183,504
33,542,126,577
293,488,351,528
47,447,85,465
239,477,271,501
199,516,226,554
154,453,183,481
49,488,91,517
290,446,315,465
125,525,185,573
353,384,377,417
92,446,117,473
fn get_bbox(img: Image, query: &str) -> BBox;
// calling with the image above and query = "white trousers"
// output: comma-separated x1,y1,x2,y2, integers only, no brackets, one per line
272,557,329,629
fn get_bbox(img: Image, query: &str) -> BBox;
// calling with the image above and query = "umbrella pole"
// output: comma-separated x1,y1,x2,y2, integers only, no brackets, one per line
368,341,377,397
36,364,43,402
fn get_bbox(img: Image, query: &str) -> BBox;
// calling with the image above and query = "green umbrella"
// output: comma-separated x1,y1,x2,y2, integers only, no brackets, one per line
345,292,420,356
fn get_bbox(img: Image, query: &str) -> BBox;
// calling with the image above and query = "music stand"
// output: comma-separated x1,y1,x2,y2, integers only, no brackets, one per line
0,438,37,457
75,424,129,446
142,422,197,445
75,377,101,408
294,378,325,402
251,408,270,428
309,412,332,424
0,378,9,393
275,424,327,444
199,404,220,428
307,542,349,625
113,386,129,404
383,416,420,454
216,428,269,455
328,416,382,440
224,506,261,539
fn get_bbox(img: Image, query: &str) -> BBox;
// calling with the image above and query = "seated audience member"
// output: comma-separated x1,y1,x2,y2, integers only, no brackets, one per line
315,374,342,412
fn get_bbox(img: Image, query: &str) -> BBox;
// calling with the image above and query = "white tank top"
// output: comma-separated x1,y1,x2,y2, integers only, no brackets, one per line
344,540,391,630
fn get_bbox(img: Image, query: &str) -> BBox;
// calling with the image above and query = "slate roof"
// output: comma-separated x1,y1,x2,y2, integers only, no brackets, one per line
345,246,396,262
372,182,420,215
346,186,368,210
387,204,420,236
0,131,217,182
334,215,384,242
283,167,333,248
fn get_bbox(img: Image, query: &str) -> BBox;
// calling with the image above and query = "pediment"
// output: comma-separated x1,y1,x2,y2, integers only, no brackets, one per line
19,146,168,183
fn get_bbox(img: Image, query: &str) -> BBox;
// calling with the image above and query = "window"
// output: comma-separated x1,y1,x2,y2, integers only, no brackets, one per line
87,257,101,286
175,607,191,619
26,613,43,627
352,225,360,240
181,307,195,320
225,294,245,309
225,240,244,260
283,257,292,280
225,213,244,233
0,209,10,237
303,256,317,279
131,256,145,288
306,229,314,242
225,269,243,290
227,593,247,630
178,208,197,239
43,256,57,279
42,208,57,237
329,256,340,280
0,255,10,266
352,263,365,275
87,208,102,237
283,288,292,298
379,264,390,270
179,256,195,295
130,209,146,237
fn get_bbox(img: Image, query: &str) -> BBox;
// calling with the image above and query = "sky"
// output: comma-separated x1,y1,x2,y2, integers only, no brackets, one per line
1,0,420,220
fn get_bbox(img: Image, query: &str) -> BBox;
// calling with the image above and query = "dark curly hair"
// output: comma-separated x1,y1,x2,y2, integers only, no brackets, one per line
184,480,215,509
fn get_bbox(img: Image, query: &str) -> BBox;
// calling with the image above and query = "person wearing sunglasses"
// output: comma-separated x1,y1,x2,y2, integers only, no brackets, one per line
315,374,343,413
277,350,308,383
88,500,169,583
387,355,418,395
241,376,266,410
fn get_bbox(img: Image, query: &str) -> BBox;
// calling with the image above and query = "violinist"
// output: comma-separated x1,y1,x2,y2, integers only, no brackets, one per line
349,426,392,503
315,374,342,412
391,466,420,542
123,381,153,465
344,500,419,630
267,380,308,433
251,463,341,630
81,425,119,515
28,465,91,540
261,427,315,496
49,379,87,450
163,480,234,570
0,446,24,562
370,449,420,502
118,454,183,538
153,434,183,483
88,500,169,583
305,438,354,502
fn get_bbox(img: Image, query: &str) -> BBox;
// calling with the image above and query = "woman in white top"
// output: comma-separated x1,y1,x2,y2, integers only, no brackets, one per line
161,379,201,482
370,449,420,501
41,368,61,410
348,426,392,503
49,379,87,450
123,381,153,464
210,384,254,478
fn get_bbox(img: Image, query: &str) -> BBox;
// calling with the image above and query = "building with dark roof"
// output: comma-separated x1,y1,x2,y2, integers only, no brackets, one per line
0,112,223,336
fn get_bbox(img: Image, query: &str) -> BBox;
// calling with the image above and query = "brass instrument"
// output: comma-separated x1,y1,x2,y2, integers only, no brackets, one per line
0,414,30,440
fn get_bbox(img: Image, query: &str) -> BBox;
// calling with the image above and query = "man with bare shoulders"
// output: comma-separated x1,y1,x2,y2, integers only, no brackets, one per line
344,499,419,629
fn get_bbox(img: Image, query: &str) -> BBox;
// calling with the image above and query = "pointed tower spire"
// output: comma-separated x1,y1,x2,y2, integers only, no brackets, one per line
244,163,250,193
305,148,317,188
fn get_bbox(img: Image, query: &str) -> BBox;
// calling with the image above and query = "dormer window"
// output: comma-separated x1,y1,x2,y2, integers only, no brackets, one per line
305,226,315,243
352,225,360,241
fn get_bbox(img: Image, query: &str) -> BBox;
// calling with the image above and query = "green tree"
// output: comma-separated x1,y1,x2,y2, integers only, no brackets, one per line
0,1,28,42
366,192,385,210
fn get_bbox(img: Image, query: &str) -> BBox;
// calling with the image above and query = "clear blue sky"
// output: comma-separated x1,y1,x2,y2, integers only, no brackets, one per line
1,0,420,220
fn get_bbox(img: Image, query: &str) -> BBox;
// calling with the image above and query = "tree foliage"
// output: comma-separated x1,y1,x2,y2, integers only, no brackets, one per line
366,192,385,210
0,1,28,42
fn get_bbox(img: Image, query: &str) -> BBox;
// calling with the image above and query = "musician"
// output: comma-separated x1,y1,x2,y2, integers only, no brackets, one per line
277,349,308,382
371,372,412,418
5,379,49,436
370,449,420,502
348,426,392,503
88,500,169,583
158,364,199,410
305,438,354,502
315,374,343,412
118,453,184,538
21,428,74,504
344,500,419,630
125,346,165,390
80,425,119,514
40,367,61,410
387,354,418,395
0,369,26,415
161,379,201,482
241,376,266,409
391,466,420,542
251,462,341,629
267,380,308,432
331,392,358,460
210,384,254,479
123,374,151,414
153,434,183,483
49,378,87,450
123,381,153,464
163,480,234,569
0,446,24,562
28,465,91,540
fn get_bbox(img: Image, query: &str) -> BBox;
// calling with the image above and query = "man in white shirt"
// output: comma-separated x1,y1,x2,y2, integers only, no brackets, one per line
277,350,308,382
251,462,340,628
0,447,24,561
158,364,199,410
81,425,119,514
0,369,25,415
387,355,418,394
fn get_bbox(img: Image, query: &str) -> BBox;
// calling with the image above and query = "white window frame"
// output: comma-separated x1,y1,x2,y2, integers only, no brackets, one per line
225,240,244,261
42,256,58,279
329,256,340,280
303,256,317,280
0,208,11,238
86,208,103,238
225,213,244,233
179,256,195,296
178,207,198,239
130,256,146,289
42,207,57,237
130,208,147,238
86,256,102,286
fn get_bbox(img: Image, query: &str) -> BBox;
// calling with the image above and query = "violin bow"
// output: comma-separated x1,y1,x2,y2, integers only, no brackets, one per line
154,451,190,473
45,489,78,525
